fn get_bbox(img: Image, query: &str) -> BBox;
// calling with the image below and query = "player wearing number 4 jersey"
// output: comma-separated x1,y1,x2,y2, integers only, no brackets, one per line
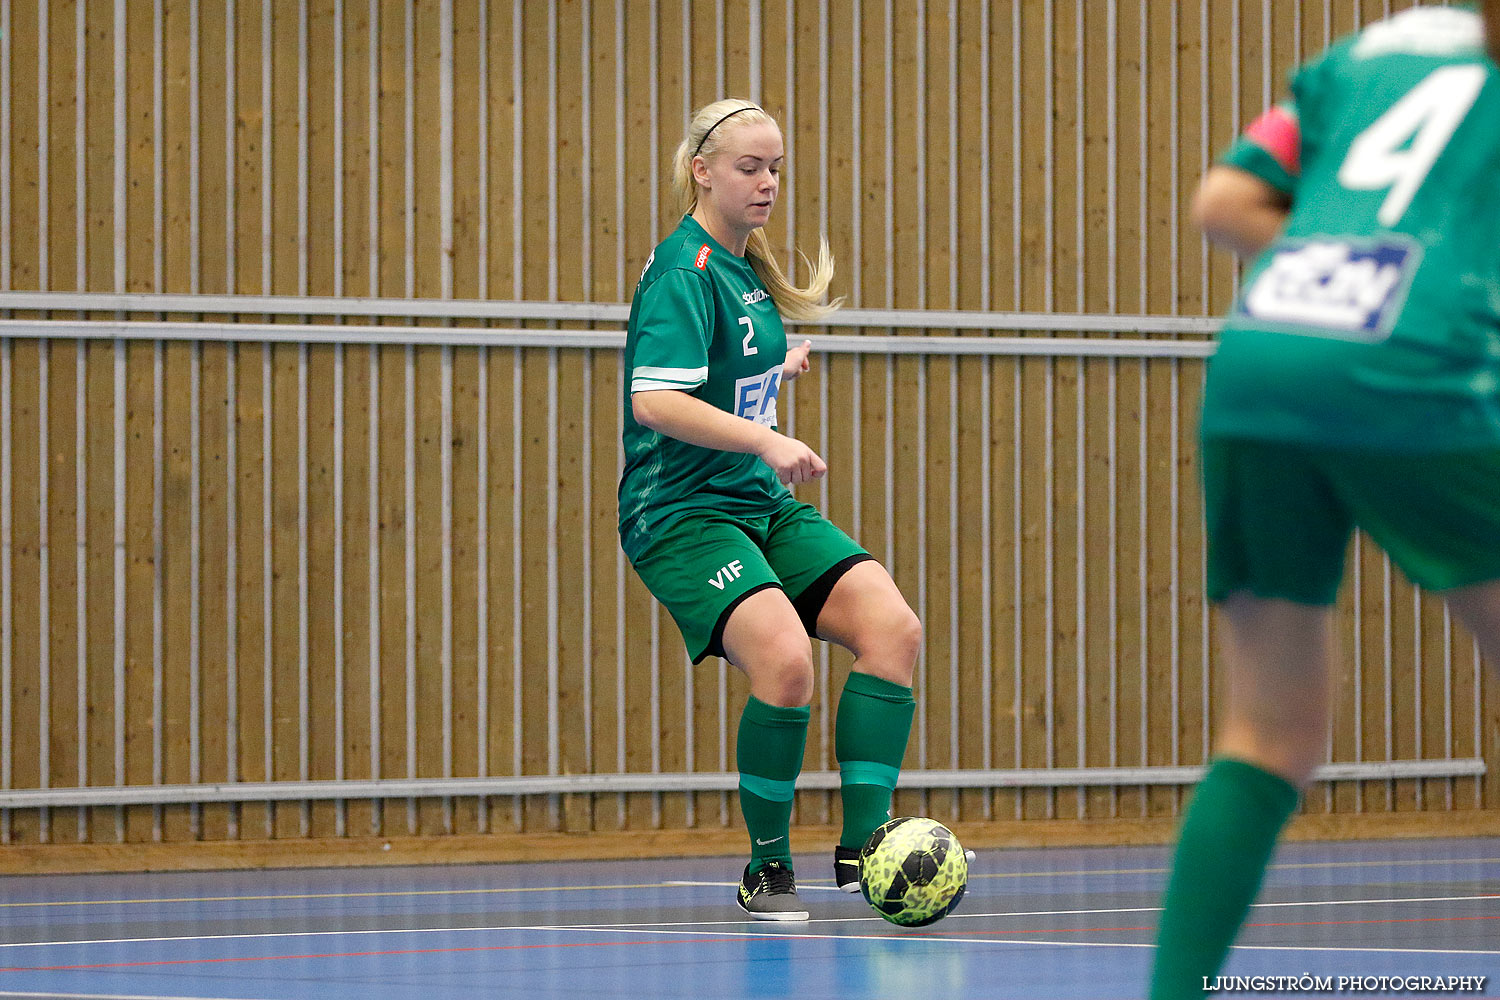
1151,4,1500,998
620,99,925,921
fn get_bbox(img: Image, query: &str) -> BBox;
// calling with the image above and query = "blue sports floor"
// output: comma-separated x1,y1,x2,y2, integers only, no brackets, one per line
0,837,1494,999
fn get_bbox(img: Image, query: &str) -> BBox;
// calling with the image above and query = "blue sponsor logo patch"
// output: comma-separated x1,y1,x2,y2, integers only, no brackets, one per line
733,368,781,427
1238,238,1420,340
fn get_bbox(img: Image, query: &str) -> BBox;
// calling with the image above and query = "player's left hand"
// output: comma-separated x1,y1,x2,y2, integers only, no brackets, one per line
782,339,812,382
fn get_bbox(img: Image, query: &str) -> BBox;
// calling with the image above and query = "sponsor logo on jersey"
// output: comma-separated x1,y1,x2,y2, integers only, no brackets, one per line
733,366,783,428
742,288,770,305
1238,238,1420,341
695,244,713,269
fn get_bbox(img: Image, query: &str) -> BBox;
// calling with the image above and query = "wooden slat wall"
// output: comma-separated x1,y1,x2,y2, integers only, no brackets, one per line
0,0,1493,848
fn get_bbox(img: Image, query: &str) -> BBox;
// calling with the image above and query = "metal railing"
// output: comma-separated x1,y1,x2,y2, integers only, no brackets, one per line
0,301,1485,832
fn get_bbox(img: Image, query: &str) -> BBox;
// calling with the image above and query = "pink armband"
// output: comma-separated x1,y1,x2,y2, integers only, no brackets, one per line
1243,105,1301,176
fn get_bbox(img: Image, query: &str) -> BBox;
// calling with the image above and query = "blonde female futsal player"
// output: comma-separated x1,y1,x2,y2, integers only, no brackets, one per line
618,99,923,920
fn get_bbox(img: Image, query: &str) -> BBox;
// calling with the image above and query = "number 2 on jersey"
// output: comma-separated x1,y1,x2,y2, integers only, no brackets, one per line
739,316,758,356
1337,64,1486,226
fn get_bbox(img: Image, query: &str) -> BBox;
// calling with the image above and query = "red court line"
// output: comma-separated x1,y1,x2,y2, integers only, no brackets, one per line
1247,914,1500,930
0,936,763,974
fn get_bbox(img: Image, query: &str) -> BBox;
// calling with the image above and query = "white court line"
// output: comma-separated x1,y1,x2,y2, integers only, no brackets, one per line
2,893,1494,953
663,880,846,892
535,893,1500,931
0,882,675,910
3,917,1496,966
527,922,1500,957
6,856,1496,911
979,857,1500,879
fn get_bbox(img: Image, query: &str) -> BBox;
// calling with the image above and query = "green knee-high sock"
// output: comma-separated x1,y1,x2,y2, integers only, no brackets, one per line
736,695,810,869
834,671,916,850
1149,758,1300,1000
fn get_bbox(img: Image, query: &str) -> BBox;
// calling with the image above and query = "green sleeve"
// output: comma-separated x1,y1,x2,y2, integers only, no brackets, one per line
629,269,713,394
1217,37,1348,199
1284,32,1363,181
1220,134,1298,196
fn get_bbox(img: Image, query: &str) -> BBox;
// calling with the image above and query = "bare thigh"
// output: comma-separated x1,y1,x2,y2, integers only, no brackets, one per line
815,560,922,686
1214,592,1336,785
721,587,816,708
1438,578,1500,671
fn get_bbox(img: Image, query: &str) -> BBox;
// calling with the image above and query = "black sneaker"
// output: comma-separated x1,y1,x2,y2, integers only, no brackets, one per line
833,845,862,893
736,860,810,921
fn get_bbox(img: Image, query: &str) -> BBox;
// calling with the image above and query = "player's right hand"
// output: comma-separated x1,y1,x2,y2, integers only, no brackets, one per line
758,434,827,485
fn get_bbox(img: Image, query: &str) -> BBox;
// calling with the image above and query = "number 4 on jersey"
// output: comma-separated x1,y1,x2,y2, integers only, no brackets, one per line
1337,64,1487,226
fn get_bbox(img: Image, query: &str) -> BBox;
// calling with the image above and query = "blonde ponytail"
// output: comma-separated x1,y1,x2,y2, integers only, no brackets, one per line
745,230,841,321
672,99,844,322
1485,0,1500,64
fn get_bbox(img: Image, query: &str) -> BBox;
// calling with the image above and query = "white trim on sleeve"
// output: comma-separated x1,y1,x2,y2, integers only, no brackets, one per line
631,365,708,393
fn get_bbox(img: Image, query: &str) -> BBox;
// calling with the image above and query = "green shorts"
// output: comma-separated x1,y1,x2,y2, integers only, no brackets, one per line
1202,438,1500,605
627,501,874,663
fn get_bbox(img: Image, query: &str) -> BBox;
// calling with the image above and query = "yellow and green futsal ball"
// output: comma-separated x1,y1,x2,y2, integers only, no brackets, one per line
857,816,969,927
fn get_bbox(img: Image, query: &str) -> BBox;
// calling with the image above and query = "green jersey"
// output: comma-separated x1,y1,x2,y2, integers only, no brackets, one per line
618,215,792,558
1201,6,1500,451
